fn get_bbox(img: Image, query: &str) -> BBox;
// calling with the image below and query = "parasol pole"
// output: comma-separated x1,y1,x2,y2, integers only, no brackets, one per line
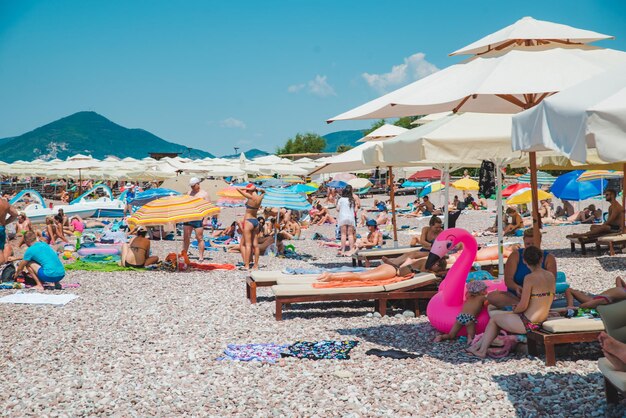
443,164,450,229
529,152,541,247
388,166,398,248
495,160,504,280
623,164,626,232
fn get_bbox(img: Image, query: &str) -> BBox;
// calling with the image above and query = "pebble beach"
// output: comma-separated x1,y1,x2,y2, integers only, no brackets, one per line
2,194,626,417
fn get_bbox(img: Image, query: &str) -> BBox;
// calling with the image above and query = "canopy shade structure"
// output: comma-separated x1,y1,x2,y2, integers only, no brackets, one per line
357,124,408,142
512,65,626,164
450,16,613,56
551,170,607,201
506,189,552,205
328,46,626,122
516,171,556,186
128,195,220,227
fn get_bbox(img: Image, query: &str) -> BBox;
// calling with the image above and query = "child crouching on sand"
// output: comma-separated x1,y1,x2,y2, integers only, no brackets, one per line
435,280,488,345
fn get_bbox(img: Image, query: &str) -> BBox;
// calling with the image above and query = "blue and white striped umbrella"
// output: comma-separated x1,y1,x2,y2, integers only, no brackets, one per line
289,184,318,194
262,188,312,211
128,188,180,206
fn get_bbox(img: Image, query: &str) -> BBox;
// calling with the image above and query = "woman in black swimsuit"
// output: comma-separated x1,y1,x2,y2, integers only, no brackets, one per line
237,185,265,270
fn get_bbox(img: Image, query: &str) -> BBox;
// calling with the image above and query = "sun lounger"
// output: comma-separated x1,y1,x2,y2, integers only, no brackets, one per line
271,272,439,320
526,317,604,366
246,271,320,304
567,232,621,255
351,246,422,267
596,300,626,403
598,358,626,404
596,234,626,256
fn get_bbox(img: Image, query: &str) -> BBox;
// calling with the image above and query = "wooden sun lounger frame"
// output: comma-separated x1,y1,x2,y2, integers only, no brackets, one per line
274,278,440,321
568,232,622,255
596,235,626,256
527,328,601,366
246,276,275,304
604,370,626,404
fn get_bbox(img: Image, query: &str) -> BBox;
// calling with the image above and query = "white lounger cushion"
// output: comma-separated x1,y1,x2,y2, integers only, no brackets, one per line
541,317,605,333
355,247,420,258
250,271,319,283
272,284,385,296
598,234,626,243
598,357,626,392
276,276,320,285
382,273,437,291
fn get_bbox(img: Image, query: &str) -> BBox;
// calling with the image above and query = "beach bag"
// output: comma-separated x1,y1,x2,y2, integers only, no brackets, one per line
0,263,16,282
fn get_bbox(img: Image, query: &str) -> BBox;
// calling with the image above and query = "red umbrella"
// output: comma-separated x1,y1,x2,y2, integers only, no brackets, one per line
409,169,442,181
502,183,530,198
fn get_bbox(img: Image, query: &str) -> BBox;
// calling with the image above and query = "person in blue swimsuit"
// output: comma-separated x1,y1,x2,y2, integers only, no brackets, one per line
487,228,557,309
237,184,265,270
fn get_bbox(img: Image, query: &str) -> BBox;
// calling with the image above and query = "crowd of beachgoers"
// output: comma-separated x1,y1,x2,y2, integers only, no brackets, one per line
1,174,626,415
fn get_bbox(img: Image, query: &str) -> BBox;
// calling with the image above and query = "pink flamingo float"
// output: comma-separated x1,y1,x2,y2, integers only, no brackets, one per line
425,228,506,335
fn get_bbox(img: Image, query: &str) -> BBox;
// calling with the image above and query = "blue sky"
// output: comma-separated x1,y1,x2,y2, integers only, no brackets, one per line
1,0,625,156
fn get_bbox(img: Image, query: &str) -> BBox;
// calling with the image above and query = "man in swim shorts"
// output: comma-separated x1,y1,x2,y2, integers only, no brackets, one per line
0,196,19,264
182,177,210,262
568,189,623,239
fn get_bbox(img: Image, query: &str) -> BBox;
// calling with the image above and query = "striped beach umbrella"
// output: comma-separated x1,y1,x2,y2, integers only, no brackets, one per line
419,181,445,197
576,170,624,182
516,171,556,186
262,188,312,211
128,195,220,227
289,184,318,194
502,183,530,198
128,188,180,207
217,186,247,199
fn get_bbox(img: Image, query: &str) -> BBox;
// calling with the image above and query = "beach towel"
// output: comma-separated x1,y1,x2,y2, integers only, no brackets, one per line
283,266,367,275
282,340,359,360
217,343,289,363
0,292,79,306
188,262,236,271
81,254,121,263
365,348,420,359
312,273,414,289
65,260,143,272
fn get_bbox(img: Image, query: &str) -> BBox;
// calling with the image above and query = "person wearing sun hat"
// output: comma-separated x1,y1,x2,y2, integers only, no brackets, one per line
353,218,383,253
123,182,136,216
181,177,210,262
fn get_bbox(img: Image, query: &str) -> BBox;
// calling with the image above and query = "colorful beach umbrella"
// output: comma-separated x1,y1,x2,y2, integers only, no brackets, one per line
217,186,247,199
451,178,479,191
281,175,305,184
401,180,428,189
516,171,556,186
128,188,180,207
327,180,348,189
409,169,441,181
506,189,552,205
128,195,220,227
419,181,444,197
576,170,624,182
551,170,607,201
502,183,530,198
262,188,312,211
289,184,317,194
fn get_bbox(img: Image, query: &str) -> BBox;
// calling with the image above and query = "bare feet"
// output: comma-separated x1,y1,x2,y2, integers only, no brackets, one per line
434,334,451,342
466,344,486,358
318,272,332,282
33,285,44,291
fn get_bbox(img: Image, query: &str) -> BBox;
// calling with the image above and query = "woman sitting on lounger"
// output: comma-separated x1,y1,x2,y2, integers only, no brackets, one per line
409,216,443,248
120,226,159,268
354,219,383,251
565,276,626,308
468,246,555,358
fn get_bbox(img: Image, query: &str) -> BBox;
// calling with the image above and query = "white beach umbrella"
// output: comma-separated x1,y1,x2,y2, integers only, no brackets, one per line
450,16,613,56
357,124,408,142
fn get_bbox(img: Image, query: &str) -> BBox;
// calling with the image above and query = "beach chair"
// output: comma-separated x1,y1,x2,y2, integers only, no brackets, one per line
596,234,626,256
597,301,626,404
567,235,601,255
355,186,372,197
246,271,320,304
526,317,605,366
271,272,439,320
351,246,422,267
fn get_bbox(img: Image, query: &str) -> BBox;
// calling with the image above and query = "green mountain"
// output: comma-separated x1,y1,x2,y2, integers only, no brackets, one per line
221,148,270,159
322,129,365,152
0,111,214,162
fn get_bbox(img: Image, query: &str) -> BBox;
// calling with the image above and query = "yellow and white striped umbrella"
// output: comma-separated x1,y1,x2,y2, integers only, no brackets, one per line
506,189,553,205
217,186,246,199
576,170,623,182
128,195,220,227
281,175,305,184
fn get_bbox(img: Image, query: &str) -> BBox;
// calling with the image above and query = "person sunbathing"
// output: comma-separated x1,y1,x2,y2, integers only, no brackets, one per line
360,208,389,227
314,205,336,225
568,189,623,239
554,199,575,219
409,216,443,248
405,196,441,217
281,219,301,240
504,207,524,236
565,276,626,309
354,220,383,251
567,204,602,224
599,332,626,372
120,226,159,268
468,246,555,358
13,212,33,247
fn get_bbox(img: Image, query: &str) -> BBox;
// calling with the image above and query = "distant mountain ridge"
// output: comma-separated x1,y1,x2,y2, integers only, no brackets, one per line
322,129,365,152
0,111,214,162
220,148,270,159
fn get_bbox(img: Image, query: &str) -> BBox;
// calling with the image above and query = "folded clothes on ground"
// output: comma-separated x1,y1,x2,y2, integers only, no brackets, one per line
282,340,359,360
365,348,421,359
218,343,290,363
